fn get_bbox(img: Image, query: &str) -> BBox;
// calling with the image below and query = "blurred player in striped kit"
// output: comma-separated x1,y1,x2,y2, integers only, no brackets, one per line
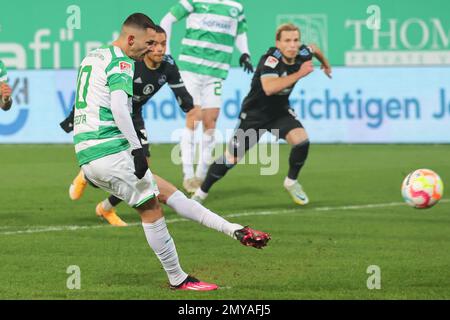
161,0,254,192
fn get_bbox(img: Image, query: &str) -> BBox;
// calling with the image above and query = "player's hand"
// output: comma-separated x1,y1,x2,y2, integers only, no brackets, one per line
239,53,254,73
298,60,314,79
131,148,149,179
321,63,332,79
1,82,12,101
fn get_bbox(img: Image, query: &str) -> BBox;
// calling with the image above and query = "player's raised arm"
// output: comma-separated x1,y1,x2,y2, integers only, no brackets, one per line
309,43,332,79
160,0,194,55
234,7,253,73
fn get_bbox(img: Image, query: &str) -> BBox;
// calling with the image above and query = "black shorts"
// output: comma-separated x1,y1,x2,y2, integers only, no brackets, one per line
132,118,151,158
228,109,303,158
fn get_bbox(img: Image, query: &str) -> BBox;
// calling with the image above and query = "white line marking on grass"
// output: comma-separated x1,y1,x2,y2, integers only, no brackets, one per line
1,199,449,236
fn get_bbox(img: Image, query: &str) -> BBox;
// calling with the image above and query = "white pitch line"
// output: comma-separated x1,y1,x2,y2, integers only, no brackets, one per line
1,199,449,236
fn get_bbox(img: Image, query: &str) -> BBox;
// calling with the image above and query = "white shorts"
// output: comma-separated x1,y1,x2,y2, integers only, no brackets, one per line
180,71,222,109
82,150,160,208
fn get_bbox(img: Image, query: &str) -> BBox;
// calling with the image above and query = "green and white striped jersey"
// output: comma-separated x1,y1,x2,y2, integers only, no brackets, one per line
73,45,134,166
170,0,248,79
0,60,8,82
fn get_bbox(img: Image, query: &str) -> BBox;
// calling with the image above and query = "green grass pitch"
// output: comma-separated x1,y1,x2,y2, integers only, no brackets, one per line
0,144,449,299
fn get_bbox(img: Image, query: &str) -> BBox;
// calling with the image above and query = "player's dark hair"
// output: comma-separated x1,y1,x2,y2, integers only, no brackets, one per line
154,25,167,34
276,23,300,41
123,13,156,30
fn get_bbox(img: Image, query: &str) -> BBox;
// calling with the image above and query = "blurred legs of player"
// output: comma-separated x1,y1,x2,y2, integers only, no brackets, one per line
180,106,201,193
197,108,220,181
193,115,310,206
82,150,217,291
179,71,221,193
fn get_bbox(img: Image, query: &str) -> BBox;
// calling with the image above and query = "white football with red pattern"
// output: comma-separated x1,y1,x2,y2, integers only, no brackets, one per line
401,169,444,209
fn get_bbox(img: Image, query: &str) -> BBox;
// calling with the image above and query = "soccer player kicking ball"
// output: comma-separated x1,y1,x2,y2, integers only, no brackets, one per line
66,24,269,251
63,25,194,226
192,23,332,205
0,60,13,111
72,14,269,290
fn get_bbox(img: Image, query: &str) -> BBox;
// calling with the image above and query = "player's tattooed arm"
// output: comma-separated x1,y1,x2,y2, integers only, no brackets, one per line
309,44,332,79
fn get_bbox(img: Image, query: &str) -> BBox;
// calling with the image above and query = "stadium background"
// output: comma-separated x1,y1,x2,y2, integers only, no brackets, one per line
1,0,450,301
1,0,449,143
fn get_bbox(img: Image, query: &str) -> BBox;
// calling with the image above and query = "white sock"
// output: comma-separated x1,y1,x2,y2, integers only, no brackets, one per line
102,199,113,211
194,188,208,200
196,131,216,180
167,190,243,239
284,177,297,188
180,128,195,180
142,217,188,286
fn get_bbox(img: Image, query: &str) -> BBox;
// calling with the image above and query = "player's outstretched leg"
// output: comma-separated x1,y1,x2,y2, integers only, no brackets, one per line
139,197,218,291
69,170,88,200
155,174,270,249
96,195,127,227
284,130,310,205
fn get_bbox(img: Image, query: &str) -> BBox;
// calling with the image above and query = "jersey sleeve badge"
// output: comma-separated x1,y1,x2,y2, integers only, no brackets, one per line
119,61,133,75
264,56,279,69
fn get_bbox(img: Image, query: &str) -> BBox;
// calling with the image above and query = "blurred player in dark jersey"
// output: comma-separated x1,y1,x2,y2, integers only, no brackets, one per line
192,23,332,205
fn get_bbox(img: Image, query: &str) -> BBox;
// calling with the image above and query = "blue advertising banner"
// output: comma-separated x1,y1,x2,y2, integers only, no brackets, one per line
1,67,449,144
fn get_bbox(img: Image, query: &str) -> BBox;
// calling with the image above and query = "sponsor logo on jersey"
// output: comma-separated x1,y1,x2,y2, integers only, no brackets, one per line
202,19,232,32
264,56,279,69
119,61,132,75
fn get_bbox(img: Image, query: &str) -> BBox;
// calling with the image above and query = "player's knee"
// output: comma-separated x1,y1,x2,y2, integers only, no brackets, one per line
157,185,178,204
203,118,217,130
137,196,159,211
186,107,201,128
287,128,308,145
137,198,164,223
